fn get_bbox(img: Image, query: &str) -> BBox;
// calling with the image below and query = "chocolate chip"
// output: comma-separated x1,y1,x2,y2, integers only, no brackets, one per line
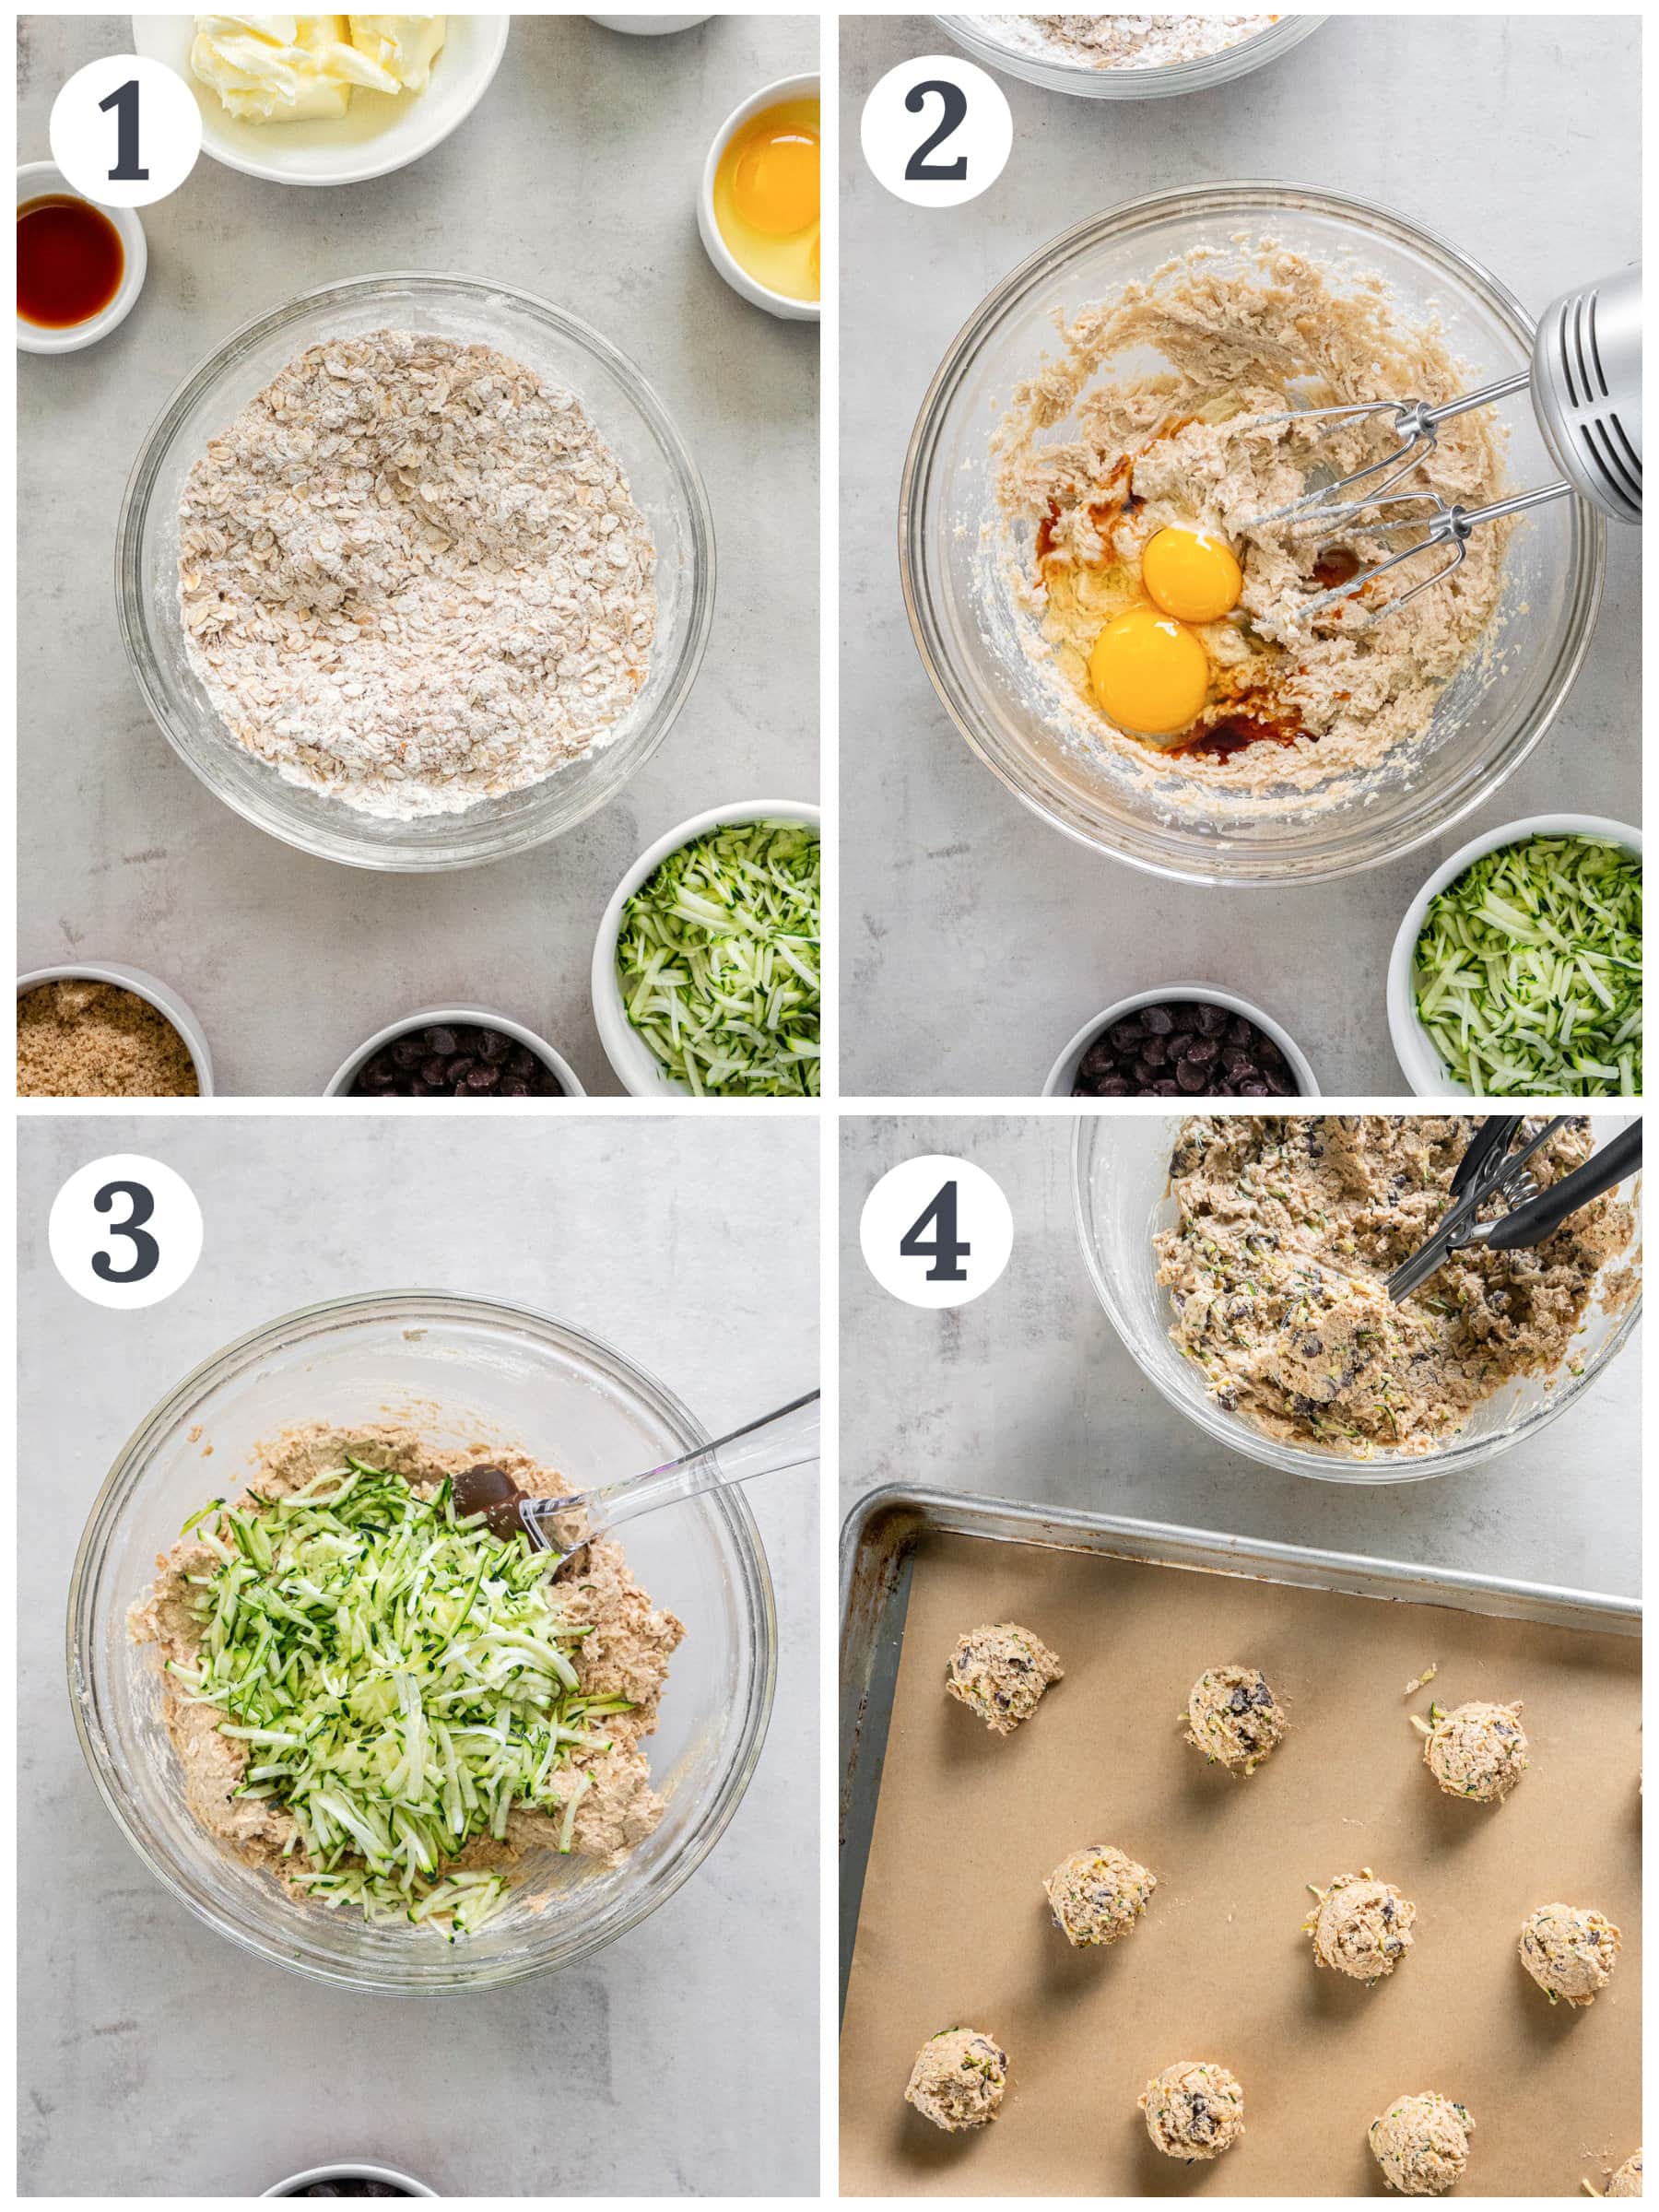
1069,999,1301,1100
422,1026,457,1057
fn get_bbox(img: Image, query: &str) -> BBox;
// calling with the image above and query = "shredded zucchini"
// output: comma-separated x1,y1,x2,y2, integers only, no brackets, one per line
616,820,820,1097
169,1460,634,1939
1413,835,1641,1096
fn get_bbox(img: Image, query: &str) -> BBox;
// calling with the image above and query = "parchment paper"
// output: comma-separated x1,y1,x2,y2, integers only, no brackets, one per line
840,1533,1641,2196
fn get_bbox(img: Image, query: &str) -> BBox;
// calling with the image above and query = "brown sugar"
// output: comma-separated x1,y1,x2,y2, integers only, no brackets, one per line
18,978,200,1098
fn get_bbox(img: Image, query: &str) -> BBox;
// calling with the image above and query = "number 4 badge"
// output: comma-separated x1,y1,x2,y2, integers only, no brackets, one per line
860,1154,1014,1309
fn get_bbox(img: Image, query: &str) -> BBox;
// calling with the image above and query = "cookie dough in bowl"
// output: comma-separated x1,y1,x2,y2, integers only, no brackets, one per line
118,273,714,871
68,1291,775,1993
1074,1112,1642,1483
901,185,1600,885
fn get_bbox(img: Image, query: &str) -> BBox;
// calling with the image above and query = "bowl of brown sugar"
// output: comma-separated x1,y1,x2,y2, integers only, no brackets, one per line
17,964,212,1097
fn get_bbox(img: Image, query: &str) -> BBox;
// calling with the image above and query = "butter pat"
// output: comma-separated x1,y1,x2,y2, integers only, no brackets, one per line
347,16,447,93
189,14,416,124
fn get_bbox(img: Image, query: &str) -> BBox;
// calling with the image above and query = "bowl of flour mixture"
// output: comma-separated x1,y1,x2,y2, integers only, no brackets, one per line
117,274,715,870
901,185,1604,886
935,16,1325,99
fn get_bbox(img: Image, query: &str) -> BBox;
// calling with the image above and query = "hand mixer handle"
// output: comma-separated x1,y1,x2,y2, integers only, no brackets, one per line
1530,263,1641,524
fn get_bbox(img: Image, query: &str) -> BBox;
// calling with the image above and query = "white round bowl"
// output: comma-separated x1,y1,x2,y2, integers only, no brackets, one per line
589,15,712,32
1044,982,1319,1100
265,2162,435,2198
934,13,1325,99
17,162,146,354
130,15,510,187
1387,812,1643,1097
17,960,213,1095
593,800,821,1096
697,73,820,324
324,1006,587,1099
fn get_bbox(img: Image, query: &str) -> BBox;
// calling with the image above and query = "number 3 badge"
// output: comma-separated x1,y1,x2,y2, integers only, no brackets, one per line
860,1154,1015,1310
49,1153,204,1310
860,55,1013,208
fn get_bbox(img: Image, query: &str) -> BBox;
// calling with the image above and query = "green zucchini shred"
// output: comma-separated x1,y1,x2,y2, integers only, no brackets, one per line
172,1465,618,1938
1413,835,1641,1097
616,820,820,1097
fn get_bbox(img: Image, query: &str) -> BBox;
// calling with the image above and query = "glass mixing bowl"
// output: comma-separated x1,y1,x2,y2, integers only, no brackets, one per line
117,274,716,871
900,184,1606,886
67,1292,776,1993
934,14,1325,99
1072,1113,1641,1485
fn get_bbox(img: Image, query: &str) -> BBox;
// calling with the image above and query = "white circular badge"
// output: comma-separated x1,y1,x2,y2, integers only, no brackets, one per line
860,53,1013,208
49,1154,204,1310
49,54,203,208
860,1154,1015,1310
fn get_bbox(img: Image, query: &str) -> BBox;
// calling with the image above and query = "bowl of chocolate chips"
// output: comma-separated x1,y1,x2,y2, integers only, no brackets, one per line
1045,984,1317,1100
326,1006,584,1099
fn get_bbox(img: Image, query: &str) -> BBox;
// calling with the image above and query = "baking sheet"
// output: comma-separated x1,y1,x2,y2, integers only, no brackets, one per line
840,1516,1641,2196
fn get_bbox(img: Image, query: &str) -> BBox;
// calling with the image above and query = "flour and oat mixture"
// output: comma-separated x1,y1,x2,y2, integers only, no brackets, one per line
981,17,1277,69
180,333,656,818
1156,1116,1635,1455
992,245,1508,803
130,1422,683,1920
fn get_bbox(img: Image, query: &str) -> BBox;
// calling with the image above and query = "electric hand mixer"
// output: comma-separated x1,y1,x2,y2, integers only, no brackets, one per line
1245,263,1641,624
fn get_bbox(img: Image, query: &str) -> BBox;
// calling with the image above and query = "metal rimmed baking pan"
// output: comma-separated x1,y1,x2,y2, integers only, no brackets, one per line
840,1485,1640,2196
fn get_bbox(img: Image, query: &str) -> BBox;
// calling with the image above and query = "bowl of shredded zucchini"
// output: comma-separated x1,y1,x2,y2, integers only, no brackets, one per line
68,1292,777,1993
593,802,821,1098
1389,815,1641,1098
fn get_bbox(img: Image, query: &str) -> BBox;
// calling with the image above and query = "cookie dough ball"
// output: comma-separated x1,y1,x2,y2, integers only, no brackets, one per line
1369,2092,1474,2195
1139,2060,1245,2163
1518,1902,1621,2006
946,1622,1063,1736
1606,2149,1643,2196
1419,1699,1527,1803
1305,1869,1417,1983
1184,1664,1287,1775
904,2027,1008,2132
1044,1844,1157,1948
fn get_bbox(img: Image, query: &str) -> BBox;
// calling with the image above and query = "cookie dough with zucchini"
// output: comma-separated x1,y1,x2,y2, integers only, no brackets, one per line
130,1423,682,1936
1156,1114,1632,1456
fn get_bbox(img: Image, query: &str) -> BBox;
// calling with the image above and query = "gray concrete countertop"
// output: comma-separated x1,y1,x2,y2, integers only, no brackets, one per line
19,1116,818,2195
18,16,818,1097
840,1116,1641,1598
840,16,1640,1096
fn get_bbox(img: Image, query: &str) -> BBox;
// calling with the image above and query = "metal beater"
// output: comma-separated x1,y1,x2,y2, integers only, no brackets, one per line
1244,264,1641,624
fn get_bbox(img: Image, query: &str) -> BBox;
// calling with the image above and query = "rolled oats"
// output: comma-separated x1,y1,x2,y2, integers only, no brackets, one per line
178,330,657,818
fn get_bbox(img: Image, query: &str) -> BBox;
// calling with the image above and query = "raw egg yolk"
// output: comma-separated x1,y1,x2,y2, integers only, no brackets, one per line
732,124,819,236
1088,606,1209,735
1141,526,1243,624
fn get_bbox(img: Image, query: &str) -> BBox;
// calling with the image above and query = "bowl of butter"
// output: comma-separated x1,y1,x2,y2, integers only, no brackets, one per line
131,15,510,186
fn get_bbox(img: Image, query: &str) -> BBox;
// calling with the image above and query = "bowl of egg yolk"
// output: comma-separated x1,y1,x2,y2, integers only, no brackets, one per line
699,74,819,323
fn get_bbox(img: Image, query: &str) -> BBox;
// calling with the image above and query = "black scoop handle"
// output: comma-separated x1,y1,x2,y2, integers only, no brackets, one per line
1483,1123,1642,1253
